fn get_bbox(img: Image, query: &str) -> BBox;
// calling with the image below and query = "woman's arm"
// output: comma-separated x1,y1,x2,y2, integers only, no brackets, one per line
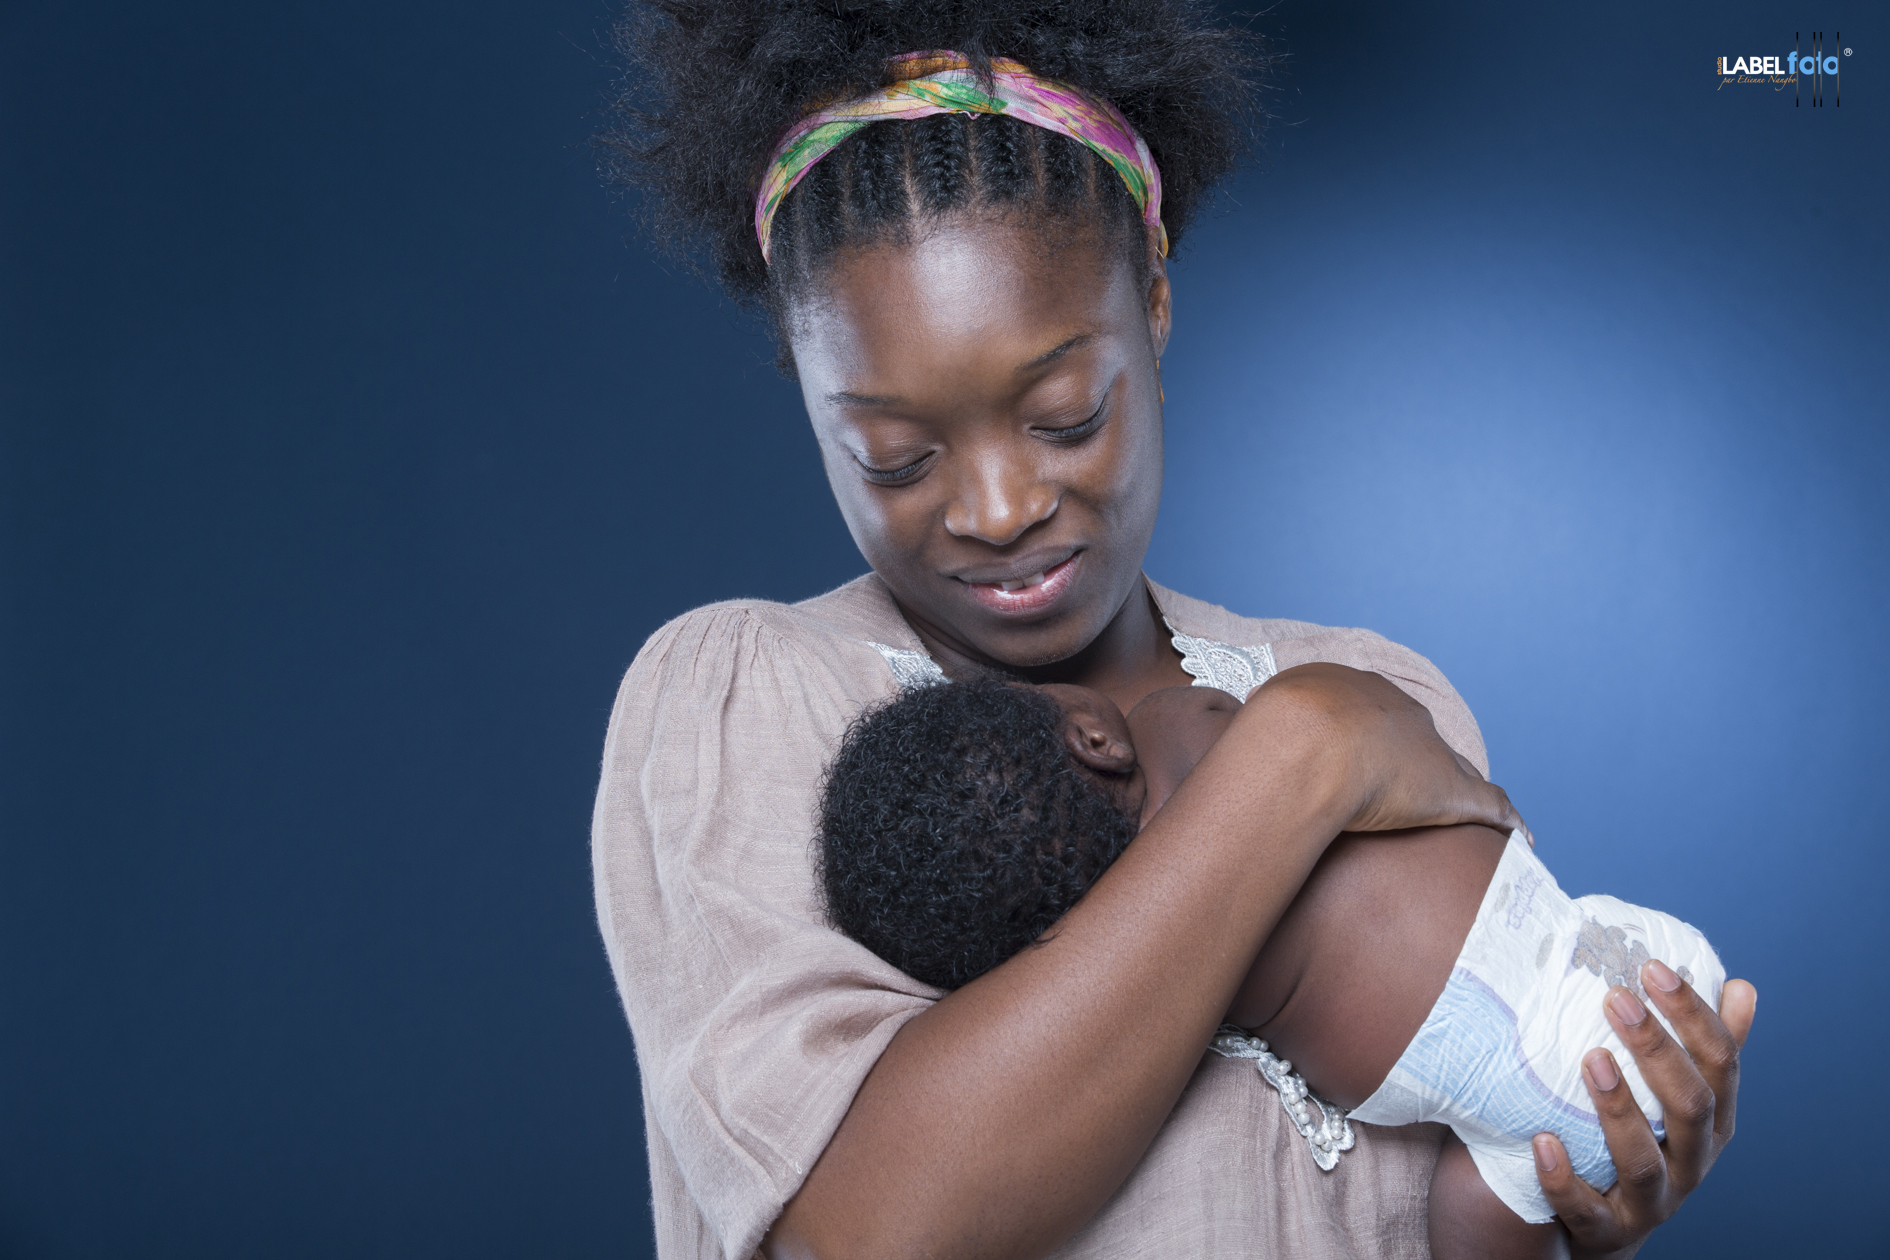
765,663,1522,1260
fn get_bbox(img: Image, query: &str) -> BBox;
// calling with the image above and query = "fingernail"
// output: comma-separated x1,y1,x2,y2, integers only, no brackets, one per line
1585,1050,1621,1092
1533,1135,1559,1172
1609,988,1648,1026
1645,959,1682,993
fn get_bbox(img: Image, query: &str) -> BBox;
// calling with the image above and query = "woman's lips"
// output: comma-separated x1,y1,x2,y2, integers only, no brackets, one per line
957,552,1081,617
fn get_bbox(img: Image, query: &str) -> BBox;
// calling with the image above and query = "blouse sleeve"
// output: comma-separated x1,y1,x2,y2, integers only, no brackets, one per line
591,603,937,1259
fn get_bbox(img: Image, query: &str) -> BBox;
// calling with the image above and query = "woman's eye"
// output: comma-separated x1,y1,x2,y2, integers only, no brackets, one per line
1035,403,1108,442
858,453,931,484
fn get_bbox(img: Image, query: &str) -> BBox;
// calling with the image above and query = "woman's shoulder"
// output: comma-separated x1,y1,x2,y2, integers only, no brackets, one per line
1151,579,1429,669
1150,581,1332,647
631,595,825,671
628,573,911,683
609,573,911,745
1149,578,1489,774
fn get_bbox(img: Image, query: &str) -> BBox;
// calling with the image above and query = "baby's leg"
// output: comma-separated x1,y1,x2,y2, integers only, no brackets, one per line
1226,823,1507,1109
1429,1135,1566,1260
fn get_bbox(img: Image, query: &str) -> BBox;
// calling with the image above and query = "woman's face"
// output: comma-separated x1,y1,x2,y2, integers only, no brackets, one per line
790,216,1171,670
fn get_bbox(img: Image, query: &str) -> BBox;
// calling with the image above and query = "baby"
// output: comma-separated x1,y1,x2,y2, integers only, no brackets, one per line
817,677,1725,1259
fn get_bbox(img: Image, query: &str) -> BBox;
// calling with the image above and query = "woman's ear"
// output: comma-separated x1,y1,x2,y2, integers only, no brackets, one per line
1145,228,1171,359
1064,713,1137,775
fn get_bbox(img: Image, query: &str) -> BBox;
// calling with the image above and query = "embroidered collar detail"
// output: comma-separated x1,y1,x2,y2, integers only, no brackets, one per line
865,642,948,691
1163,618,1278,701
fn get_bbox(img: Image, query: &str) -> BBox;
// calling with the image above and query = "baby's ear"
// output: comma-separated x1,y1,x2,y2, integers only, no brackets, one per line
1064,717,1136,775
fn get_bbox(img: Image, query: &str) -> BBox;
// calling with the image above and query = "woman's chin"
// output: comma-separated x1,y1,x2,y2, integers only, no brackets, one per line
949,599,1122,672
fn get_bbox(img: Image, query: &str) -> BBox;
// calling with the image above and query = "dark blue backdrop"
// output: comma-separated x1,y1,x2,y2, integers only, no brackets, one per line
3,2,1882,1256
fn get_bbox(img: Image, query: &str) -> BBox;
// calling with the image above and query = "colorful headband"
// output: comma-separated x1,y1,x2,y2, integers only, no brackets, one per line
754,51,1166,264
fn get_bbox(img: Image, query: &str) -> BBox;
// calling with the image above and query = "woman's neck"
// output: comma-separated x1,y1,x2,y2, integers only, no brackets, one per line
902,580,1190,717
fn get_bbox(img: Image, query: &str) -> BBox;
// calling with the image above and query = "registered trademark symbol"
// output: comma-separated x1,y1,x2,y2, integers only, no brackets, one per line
1843,47,1851,55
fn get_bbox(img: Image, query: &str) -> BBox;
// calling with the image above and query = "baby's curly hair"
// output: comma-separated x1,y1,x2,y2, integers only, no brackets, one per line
600,1,1268,355
817,679,1137,990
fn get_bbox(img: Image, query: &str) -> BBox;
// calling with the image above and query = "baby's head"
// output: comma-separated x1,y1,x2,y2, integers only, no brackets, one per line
816,678,1144,990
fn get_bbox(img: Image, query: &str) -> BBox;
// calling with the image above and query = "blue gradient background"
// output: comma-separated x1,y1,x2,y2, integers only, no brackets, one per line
2,1,1882,1256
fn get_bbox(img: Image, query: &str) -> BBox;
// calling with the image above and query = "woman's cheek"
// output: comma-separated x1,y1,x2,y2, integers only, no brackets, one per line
1090,410,1163,526
866,478,956,576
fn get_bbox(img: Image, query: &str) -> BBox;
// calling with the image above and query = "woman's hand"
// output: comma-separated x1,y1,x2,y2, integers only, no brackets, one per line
1532,965,1759,1258
1258,663,1524,837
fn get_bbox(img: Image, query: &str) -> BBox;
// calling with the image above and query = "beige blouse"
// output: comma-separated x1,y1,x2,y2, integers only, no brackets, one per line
592,574,1491,1260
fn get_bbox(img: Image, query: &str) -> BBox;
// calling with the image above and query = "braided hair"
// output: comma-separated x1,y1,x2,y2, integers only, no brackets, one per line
600,2,1267,361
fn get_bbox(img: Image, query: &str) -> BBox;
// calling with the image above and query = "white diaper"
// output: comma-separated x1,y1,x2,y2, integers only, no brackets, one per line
1347,831,1725,1224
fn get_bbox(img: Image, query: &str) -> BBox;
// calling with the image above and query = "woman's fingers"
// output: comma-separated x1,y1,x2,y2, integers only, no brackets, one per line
1448,751,1524,835
1718,978,1758,1047
1588,1039,1676,1207
1713,980,1757,1147
1273,663,1520,836
1598,982,1719,1195
1531,1133,1625,1250
1416,745,1519,836
1534,1043,1672,1253
1639,963,1753,1151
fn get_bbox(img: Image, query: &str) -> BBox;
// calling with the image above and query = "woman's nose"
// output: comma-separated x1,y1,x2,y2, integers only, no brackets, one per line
942,453,1059,546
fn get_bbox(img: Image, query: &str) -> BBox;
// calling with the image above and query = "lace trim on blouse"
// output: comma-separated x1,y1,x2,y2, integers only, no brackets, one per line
865,642,949,691
1209,1027,1356,1170
1162,617,1278,699
864,621,1350,1171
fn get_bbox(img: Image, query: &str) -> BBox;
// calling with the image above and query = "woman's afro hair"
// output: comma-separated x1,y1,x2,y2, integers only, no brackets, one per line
600,1,1269,312
816,678,1137,991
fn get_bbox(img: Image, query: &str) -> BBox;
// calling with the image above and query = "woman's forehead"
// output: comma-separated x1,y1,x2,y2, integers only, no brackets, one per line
790,218,1144,392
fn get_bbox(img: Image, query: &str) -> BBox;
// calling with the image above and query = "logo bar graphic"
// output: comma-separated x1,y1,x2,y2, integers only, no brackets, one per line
1723,33,1849,104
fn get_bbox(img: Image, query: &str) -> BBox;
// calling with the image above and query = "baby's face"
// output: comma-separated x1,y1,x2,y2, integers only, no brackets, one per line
1034,683,1150,826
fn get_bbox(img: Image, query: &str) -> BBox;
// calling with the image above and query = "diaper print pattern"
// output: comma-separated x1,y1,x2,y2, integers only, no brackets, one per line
1571,919,1652,1001
1506,868,1542,930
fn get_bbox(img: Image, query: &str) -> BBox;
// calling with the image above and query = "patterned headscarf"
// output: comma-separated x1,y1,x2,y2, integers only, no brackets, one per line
755,51,1166,264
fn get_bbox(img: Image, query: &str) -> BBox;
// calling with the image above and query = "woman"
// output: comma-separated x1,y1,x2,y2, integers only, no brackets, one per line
591,4,1754,1257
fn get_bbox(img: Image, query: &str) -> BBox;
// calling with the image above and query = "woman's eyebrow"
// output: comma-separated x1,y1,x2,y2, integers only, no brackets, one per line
1017,333,1098,373
824,389,904,408
823,334,1099,408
